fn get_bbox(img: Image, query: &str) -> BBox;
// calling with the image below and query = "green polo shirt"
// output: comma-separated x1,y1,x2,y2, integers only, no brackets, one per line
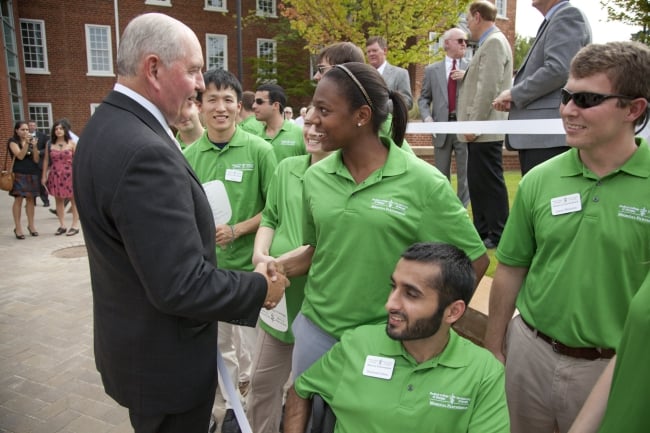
257,119,306,161
599,271,650,432
497,138,650,348
259,155,311,343
295,325,510,433
380,114,414,155
239,116,264,136
301,137,485,339
183,127,277,271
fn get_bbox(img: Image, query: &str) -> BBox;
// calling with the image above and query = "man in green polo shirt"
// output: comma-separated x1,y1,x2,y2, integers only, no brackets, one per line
184,68,277,433
484,41,650,433
284,242,509,433
251,83,306,161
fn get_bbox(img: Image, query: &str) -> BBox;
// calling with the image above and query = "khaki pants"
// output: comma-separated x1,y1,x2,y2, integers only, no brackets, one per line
247,330,293,433
505,315,610,433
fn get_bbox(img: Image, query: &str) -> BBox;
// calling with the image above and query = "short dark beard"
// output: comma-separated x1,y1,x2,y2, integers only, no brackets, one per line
386,304,446,341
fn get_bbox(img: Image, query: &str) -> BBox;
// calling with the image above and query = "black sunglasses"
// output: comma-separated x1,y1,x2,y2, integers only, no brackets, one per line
254,98,269,105
560,88,634,109
456,39,468,44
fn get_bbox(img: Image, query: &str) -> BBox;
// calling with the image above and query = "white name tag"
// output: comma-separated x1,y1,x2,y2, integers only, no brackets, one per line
362,355,395,380
225,169,243,183
551,193,582,216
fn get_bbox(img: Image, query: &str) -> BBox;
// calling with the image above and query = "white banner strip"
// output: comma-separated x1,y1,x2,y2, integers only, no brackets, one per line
217,349,253,433
406,118,565,135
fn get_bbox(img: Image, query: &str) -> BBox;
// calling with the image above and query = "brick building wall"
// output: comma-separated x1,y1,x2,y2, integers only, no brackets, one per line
14,0,310,137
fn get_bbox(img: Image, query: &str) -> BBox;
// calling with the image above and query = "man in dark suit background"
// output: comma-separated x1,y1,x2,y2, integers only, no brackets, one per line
418,27,470,207
492,0,591,175
366,36,414,110
73,13,287,433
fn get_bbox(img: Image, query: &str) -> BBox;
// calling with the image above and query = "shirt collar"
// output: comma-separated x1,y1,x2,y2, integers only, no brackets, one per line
545,0,569,20
377,329,469,369
478,26,497,47
377,61,388,75
320,137,408,179
561,138,650,179
114,83,171,137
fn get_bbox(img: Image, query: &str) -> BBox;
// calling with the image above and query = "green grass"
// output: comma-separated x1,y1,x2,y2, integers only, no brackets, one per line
452,170,522,278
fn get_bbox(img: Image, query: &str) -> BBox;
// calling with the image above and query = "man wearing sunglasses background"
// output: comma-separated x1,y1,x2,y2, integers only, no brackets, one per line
252,83,306,162
418,27,470,207
492,0,591,175
484,41,650,433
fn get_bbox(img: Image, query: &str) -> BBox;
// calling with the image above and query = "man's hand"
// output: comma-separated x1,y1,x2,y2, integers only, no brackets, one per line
492,89,512,112
463,134,478,142
255,261,289,309
215,224,236,248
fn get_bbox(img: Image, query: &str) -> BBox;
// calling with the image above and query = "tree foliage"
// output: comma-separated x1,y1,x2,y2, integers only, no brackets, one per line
514,34,534,72
600,0,650,44
279,0,472,67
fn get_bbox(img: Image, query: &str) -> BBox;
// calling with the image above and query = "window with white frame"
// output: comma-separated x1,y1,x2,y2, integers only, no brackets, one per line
206,34,228,70
257,38,277,78
257,0,276,17
85,24,114,76
28,103,52,134
205,0,227,11
2,0,24,122
20,19,49,73
145,0,172,6
495,0,507,18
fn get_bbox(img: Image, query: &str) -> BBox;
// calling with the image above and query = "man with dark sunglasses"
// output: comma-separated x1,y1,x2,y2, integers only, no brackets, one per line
485,41,650,433
493,0,591,175
418,27,470,207
251,83,306,162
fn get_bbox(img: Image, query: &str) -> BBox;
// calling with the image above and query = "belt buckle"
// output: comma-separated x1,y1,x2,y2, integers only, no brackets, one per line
551,339,560,353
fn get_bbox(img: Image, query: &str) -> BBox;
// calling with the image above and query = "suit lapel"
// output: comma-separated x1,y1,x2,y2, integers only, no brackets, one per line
516,2,566,77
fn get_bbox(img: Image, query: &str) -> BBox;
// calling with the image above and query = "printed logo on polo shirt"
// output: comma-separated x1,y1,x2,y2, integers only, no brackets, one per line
279,139,298,147
429,392,471,410
617,205,650,224
230,163,255,171
370,198,408,216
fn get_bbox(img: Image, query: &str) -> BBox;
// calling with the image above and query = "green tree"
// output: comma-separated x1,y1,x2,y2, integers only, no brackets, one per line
243,12,315,101
513,34,534,72
280,0,472,67
600,0,650,44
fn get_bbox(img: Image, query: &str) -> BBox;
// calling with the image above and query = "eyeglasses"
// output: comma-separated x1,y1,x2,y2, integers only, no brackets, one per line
254,98,270,105
456,39,468,45
316,64,334,74
284,110,293,114
560,88,634,109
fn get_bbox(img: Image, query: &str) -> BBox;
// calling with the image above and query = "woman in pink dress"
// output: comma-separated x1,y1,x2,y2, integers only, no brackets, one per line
42,120,79,236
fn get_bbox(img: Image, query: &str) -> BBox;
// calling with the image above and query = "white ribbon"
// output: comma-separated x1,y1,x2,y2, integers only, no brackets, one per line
406,118,565,135
217,349,253,433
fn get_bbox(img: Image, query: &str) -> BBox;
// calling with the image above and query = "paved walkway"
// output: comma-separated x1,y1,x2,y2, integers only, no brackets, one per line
0,191,494,433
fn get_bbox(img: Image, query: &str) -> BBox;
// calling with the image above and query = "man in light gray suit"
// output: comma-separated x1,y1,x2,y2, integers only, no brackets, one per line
493,0,591,175
419,28,470,206
457,0,512,250
366,36,414,110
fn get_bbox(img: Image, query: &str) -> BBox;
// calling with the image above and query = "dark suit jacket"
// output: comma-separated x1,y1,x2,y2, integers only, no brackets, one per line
73,90,267,415
418,57,468,147
507,2,591,150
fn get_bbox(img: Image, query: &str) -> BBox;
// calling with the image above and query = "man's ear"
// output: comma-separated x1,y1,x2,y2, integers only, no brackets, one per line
143,54,162,90
627,98,648,126
444,300,467,324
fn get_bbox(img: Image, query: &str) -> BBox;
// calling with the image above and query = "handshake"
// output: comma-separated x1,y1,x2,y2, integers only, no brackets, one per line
255,261,290,310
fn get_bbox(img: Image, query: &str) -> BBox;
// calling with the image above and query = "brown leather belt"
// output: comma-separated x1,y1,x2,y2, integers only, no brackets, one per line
521,317,615,360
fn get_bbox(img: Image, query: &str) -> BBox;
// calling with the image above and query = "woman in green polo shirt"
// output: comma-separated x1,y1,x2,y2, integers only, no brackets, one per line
281,62,488,378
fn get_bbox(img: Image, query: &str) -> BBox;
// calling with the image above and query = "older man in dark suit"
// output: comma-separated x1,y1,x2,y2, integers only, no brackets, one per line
493,0,591,175
73,13,287,433
418,28,470,206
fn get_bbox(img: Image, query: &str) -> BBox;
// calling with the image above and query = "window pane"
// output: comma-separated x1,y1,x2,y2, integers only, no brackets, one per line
20,20,47,71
